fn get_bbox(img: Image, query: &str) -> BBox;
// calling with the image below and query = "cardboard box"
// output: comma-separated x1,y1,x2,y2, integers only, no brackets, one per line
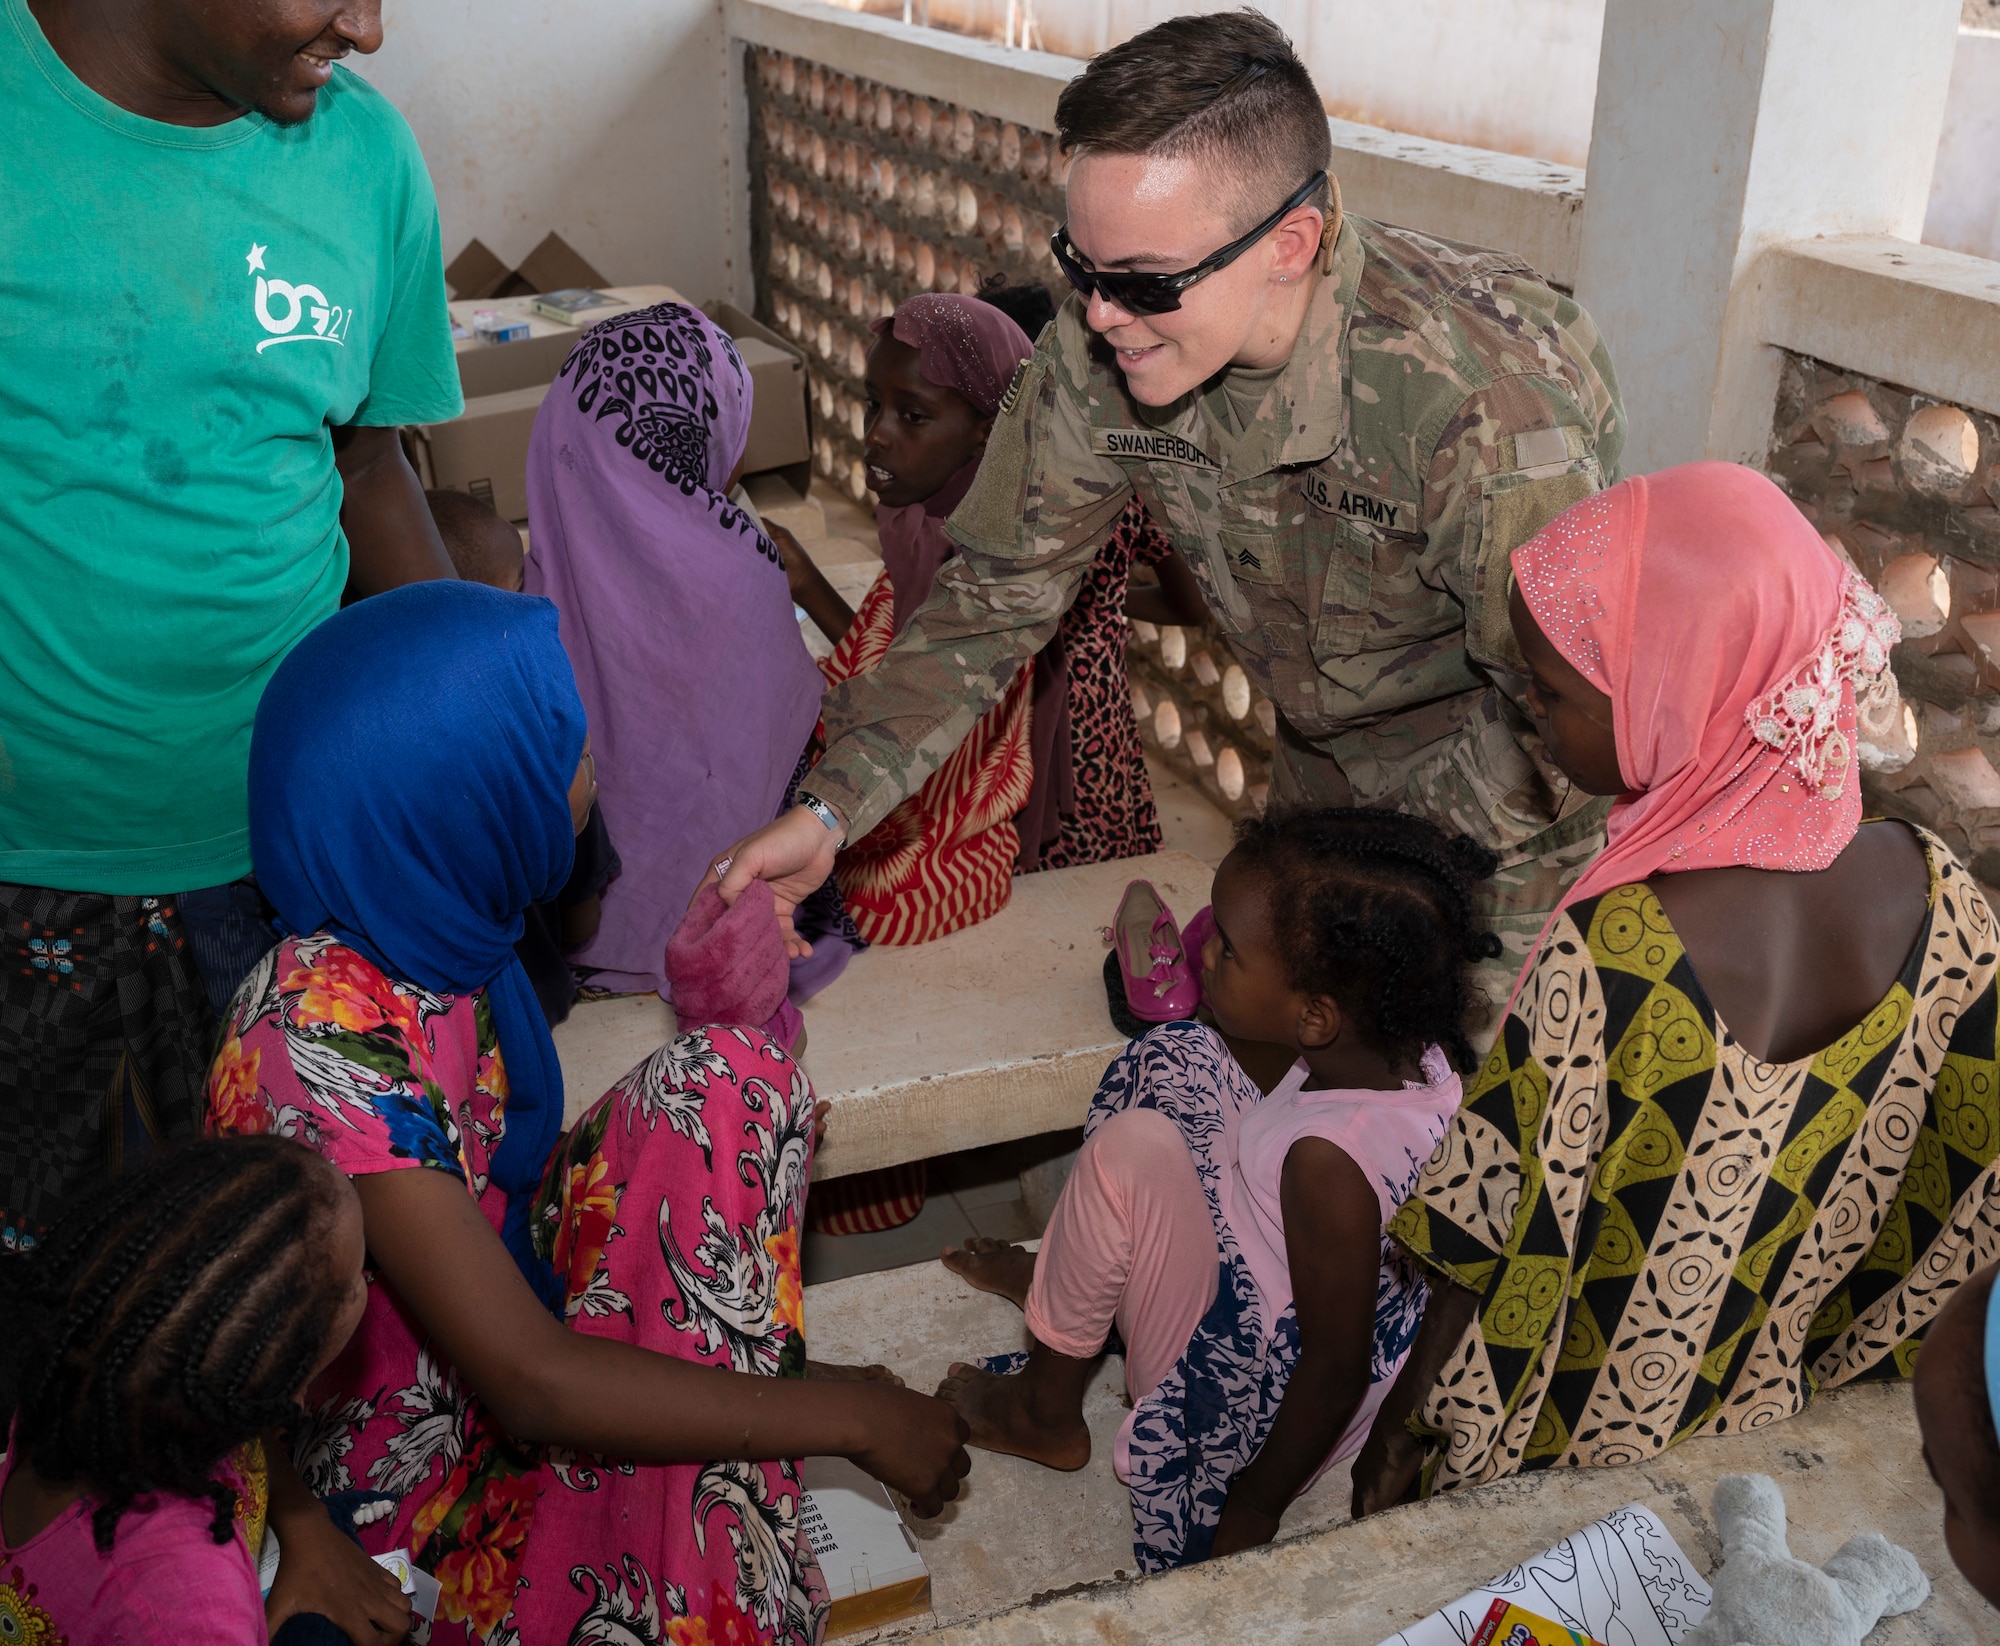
414,381,551,523
444,238,513,302
450,284,682,400
415,289,813,523
445,232,608,302
513,232,608,297
703,300,812,489
799,1458,930,1639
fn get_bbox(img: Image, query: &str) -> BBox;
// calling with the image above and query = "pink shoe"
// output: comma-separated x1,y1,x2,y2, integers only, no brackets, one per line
1112,880,1201,1024
1180,905,1215,1012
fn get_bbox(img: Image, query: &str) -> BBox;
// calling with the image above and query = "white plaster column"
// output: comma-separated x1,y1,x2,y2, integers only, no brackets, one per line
1574,0,1961,475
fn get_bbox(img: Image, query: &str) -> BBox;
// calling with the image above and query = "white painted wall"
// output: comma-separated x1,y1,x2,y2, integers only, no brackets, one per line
1927,30,2000,262
1574,0,1962,475
842,0,1606,164
350,0,740,299
868,0,2000,263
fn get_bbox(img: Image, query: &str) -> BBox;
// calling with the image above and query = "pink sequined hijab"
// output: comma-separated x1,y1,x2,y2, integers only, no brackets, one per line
1509,461,1898,999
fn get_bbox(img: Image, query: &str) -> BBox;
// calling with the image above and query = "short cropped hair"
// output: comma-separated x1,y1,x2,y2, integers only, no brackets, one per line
1054,9,1333,233
427,488,525,590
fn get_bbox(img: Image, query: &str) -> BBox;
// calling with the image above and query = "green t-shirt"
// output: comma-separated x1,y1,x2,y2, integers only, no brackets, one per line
0,0,463,894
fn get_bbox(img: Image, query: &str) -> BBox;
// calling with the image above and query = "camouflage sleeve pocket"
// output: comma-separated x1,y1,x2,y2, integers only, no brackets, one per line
948,354,1050,557
1468,464,1603,673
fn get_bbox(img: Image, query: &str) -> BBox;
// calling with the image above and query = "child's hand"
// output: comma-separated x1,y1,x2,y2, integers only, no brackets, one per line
848,1387,973,1517
1210,1488,1283,1558
812,1098,832,1151
768,522,816,602
265,1495,414,1643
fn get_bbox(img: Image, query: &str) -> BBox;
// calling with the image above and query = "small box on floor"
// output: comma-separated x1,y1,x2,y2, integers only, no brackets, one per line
799,1456,931,1638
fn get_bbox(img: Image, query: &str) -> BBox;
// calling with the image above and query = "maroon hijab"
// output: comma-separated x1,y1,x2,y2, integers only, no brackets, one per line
871,295,1072,867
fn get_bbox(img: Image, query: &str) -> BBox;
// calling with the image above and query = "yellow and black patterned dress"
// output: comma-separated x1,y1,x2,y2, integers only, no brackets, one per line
1390,825,2000,1492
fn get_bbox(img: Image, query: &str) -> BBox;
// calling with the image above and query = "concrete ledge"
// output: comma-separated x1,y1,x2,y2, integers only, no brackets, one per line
1325,118,1583,288
726,0,1078,132
1757,235,2000,418
724,0,1586,284
911,1379,1989,1645
802,850,1213,1179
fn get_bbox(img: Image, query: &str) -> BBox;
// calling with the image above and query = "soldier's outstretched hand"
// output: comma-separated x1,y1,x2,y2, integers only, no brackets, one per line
704,805,843,959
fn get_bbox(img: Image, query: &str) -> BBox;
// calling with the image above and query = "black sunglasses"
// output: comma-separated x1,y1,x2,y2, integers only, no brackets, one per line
1049,172,1330,316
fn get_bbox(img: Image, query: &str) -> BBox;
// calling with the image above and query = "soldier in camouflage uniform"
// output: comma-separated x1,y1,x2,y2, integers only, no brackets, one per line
721,14,1625,1037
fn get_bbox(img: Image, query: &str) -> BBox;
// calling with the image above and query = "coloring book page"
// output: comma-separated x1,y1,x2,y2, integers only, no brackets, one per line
1377,1502,1713,1646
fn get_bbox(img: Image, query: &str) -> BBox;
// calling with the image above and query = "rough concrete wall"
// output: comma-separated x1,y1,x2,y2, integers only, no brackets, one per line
1767,354,2000,883
748,44,1271,819
353,0,734,295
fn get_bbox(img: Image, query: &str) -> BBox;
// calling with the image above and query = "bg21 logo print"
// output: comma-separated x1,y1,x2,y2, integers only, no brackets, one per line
247,242,355,354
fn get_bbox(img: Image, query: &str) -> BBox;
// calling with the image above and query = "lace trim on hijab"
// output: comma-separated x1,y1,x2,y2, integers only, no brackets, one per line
1745,571,1900,799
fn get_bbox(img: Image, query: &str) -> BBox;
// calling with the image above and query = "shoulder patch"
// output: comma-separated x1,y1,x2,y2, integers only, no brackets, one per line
1091,428,1221,470
1511,426,1570,470
1302,469,1414,532
999,359,1031,417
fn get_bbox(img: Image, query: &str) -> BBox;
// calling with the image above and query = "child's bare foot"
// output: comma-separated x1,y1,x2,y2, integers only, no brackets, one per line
807,1360,905,1386
940,1236,1036,1308
936,1362,1090,1470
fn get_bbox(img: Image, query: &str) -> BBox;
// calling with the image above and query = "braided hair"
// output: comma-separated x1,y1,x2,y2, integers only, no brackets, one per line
3,1136,350,1552
1229,806,1502,1073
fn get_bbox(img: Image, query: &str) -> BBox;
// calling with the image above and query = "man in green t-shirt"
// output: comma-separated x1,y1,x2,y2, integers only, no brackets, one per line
0,0,465,1251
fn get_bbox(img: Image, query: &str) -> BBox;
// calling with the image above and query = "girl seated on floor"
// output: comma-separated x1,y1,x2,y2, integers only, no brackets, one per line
935,807,1496,1570
780,291,1209,923
0,1136,410,1645
207,580,969,1646
523,302,852,1003
781,293,1042,948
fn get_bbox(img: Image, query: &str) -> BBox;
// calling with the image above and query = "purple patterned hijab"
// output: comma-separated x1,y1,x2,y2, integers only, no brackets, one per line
525,303,823,994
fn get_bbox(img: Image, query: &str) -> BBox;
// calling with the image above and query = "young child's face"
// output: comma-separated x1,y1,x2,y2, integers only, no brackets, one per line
863,334,993,508
1200,856,1310,1049
1913,1266,2000,1607
1509,581,1625,796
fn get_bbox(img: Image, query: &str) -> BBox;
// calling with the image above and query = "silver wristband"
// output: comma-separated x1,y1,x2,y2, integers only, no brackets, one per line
799,793,847,843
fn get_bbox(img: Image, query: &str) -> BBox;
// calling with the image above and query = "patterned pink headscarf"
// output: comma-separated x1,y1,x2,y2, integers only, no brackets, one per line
1508,461,1899,1001
873,293,1031,418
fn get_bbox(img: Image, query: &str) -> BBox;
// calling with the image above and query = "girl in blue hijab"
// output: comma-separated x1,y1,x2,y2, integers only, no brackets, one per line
247,578,584,1299
209,581,970,1646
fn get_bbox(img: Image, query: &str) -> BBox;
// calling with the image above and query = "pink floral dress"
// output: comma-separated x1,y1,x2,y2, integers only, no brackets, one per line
208,934,825,1646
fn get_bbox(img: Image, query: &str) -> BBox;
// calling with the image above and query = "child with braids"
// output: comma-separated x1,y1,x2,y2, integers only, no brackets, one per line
0,1135,411,1644
938,807,1496,1570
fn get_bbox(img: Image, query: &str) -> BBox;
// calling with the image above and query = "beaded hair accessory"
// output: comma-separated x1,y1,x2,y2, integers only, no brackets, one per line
1744,572,1900,800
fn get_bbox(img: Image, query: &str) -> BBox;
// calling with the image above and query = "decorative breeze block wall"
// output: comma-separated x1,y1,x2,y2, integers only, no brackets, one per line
747,45,1272,820
747,45,1068,503
1767,352,2000,885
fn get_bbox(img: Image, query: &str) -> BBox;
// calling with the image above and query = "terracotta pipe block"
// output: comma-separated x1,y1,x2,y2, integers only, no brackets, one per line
1882,552,1951,638
1903,405,1981,497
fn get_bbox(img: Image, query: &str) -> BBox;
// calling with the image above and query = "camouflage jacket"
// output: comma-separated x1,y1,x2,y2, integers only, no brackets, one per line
802,214,1626,852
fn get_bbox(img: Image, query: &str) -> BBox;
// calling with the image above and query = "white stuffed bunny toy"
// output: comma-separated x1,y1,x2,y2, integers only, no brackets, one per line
1681,1474,1929,1646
